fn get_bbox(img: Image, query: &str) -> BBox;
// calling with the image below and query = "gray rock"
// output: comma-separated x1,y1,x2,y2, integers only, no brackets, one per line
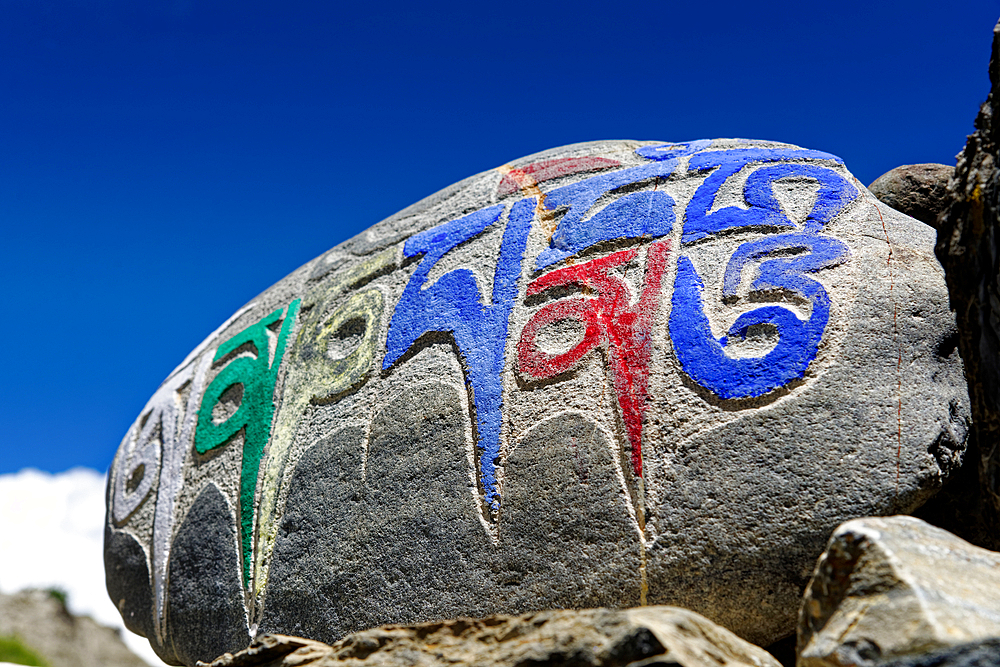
935,19,1000,551
104,525,158,652
106,138,970,663
868,164,952,228
259,383,498,639
0,589,148,667
167,483,251,666
875,639,1000,667
202,607,782,667
497,412,642,610
798,516,1000,667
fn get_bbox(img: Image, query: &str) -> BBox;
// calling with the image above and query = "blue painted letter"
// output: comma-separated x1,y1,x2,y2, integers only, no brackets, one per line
683,148,856,243
670,234,849,399
383,199,534,511
536,161,684,270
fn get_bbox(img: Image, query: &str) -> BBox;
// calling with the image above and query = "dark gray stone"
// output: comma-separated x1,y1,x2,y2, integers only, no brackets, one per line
167,483,249,666
360,381,499,624
868,163,952,228
935,19,1000,551
498,412,642,610
876,639,1000,667
260,382,497,642
262,398,645,642
103,525,158,652
257,424,367,640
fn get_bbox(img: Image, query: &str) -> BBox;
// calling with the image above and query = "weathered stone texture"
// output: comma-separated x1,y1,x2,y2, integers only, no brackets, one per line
106,138,970,663
873,639,1000,667
104,524,157,647
934,19,1000,550
204,607,781,667
259,383,498,639
167,483,250,666
868,164,952,228
798,516,1000,667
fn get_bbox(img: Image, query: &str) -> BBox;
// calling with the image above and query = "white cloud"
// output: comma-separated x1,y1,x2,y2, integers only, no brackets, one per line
0,468,168,666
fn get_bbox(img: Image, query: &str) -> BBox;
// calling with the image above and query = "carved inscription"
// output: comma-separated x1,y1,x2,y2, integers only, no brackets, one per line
194,301,299,588
517,240,670,477
109,139,862,640
383,198,534,511
254,248,394,601
110,353,211,644
670,148,856,398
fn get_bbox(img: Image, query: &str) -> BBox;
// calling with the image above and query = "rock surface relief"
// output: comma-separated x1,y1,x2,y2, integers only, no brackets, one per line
104,138,970,666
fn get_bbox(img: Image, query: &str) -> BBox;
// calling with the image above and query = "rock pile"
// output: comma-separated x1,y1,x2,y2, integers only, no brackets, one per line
0,589,147,667
202,607,780,667
104,19,1000,667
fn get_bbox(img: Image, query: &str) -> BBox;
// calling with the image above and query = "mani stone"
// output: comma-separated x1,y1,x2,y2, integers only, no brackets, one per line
105,138,970,665
798,516,1000,667
202,607,782,667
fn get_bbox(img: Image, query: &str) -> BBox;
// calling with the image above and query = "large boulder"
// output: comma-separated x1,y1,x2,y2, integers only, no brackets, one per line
105,138,969,665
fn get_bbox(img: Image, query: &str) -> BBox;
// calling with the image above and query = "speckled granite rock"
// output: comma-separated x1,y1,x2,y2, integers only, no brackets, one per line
199,607,781,667
798,516,1000,667
105,138,970,665
867,164,952,228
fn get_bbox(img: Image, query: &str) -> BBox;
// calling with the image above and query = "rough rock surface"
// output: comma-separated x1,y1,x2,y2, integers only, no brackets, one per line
867,164,952,228
873,639,1000,667
201,607,780,667
0,590,147,667
934,19,1000,550
798,516,1000,667
106,138,970,664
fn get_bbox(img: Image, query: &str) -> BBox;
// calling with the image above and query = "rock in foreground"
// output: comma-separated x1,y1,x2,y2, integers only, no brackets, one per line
872,639,1000,667
201,607,780,667
106,138,969,664
798,516,1000,667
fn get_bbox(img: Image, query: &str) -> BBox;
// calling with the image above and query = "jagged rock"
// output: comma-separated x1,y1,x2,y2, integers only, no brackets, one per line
867,164,952,228
935,19,1000,550
874,639,1000,667
200,607,781,667
798,516,1000,667
0,589,148,667
106,138,970,663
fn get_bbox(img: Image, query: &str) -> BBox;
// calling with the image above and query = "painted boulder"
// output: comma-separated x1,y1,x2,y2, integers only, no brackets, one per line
104,139,970,666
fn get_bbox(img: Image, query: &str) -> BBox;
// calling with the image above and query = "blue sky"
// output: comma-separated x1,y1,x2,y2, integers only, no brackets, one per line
2,1,998,475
